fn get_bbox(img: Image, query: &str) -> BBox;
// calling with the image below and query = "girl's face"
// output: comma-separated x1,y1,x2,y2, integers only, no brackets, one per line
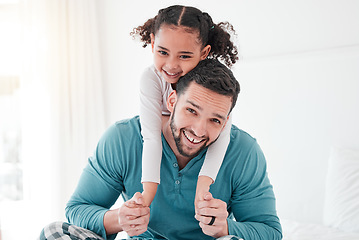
151,25,211,84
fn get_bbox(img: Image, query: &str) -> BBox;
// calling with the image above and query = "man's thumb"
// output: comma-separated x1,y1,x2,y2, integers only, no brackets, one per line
203,192,213,201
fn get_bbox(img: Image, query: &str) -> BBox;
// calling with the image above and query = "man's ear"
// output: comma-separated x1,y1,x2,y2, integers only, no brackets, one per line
150,33,155,53
167,90,177,112
200,45,211,60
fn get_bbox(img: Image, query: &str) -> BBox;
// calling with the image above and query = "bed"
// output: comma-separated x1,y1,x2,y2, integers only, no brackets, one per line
282,219,359,240
282,146,359,240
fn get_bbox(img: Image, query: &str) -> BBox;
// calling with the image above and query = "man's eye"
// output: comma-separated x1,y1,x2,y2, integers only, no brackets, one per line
211,119,221,124
187,108,196,114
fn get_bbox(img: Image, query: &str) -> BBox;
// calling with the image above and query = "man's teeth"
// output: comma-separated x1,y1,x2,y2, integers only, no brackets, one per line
183,131,201,143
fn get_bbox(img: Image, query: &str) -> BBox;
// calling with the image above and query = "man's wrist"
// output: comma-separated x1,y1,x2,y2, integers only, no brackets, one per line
215,227,229,238
104,209,123,235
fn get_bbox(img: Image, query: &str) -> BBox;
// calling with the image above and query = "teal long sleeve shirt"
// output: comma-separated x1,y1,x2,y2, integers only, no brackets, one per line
65,116,282,240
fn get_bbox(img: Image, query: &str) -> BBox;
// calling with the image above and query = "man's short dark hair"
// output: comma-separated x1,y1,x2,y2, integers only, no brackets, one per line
176,59,240,113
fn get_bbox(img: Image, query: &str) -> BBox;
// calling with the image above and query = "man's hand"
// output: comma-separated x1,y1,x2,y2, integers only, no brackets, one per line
195,192,229,238
118,192,150,236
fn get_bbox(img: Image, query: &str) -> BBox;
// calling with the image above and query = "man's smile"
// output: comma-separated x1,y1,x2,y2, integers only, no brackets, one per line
183,130,204,144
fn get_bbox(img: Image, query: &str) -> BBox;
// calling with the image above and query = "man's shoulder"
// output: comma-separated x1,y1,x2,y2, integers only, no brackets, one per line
104,116,142,141
225,125,266,173
113,115,141,128
227,124,265,160
230,124,257,146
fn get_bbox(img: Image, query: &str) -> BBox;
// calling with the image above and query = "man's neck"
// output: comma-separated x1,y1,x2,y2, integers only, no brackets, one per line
161,115,191,170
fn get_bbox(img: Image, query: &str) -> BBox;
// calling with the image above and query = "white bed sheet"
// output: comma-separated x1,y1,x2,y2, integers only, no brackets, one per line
282,219,359,240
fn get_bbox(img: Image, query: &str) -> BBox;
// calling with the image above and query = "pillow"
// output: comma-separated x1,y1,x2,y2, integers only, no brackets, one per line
323,146,359,233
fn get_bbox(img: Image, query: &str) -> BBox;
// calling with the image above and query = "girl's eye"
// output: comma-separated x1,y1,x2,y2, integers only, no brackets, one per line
180,55,191,59
159,50,168,56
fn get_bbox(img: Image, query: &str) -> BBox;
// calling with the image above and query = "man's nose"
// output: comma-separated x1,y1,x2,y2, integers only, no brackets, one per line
192,119,207,137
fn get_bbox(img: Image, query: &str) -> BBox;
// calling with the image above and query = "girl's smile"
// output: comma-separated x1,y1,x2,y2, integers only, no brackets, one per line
151,24,210,84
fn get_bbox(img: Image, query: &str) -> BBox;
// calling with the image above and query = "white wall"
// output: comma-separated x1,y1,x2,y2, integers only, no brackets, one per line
98,0,359,224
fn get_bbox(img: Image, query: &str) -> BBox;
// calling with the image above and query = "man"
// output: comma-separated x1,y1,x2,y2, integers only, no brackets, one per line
40,59,282,240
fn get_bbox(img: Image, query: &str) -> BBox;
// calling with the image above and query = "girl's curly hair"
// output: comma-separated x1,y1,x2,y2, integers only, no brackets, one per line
130,5,238,67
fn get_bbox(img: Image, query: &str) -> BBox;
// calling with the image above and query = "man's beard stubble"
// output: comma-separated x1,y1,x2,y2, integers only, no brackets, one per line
169,107,217,159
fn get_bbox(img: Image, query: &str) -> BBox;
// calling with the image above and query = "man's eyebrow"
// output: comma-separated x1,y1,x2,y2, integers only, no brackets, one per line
214,113,227,121
158,46,194,55
187,100,227,121
187,100,202,111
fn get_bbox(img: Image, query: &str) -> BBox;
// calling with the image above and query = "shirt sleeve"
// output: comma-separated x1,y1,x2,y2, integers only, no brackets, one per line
227,140,283,239
139,67,164,184
65,123,126,240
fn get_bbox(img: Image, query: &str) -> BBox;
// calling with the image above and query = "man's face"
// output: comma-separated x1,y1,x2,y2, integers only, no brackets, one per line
167,81,232,159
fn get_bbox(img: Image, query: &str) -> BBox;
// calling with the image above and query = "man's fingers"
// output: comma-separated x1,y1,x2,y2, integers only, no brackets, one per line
195,195,229,238
198,221,224,237
123,224,148,236
197,197,227,210
119,205,150,237
118,193,151,237
122,203,149,217
125,200,139,208
195,214,216,225
125,214,148,225
126,227,147,237
120,214,149,228
197,207,228,220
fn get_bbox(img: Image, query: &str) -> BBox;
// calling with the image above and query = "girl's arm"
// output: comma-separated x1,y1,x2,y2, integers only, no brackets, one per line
139,66,165,185
198,114,232,181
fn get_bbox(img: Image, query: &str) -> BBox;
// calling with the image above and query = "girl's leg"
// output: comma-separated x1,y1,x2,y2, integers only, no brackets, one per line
195,115,232,209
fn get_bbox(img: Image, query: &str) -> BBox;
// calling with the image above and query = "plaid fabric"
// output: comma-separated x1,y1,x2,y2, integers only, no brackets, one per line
39,222,104,240
39,221,243,240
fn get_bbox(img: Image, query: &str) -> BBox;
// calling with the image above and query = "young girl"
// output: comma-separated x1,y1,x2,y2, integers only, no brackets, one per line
131,5,238,208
